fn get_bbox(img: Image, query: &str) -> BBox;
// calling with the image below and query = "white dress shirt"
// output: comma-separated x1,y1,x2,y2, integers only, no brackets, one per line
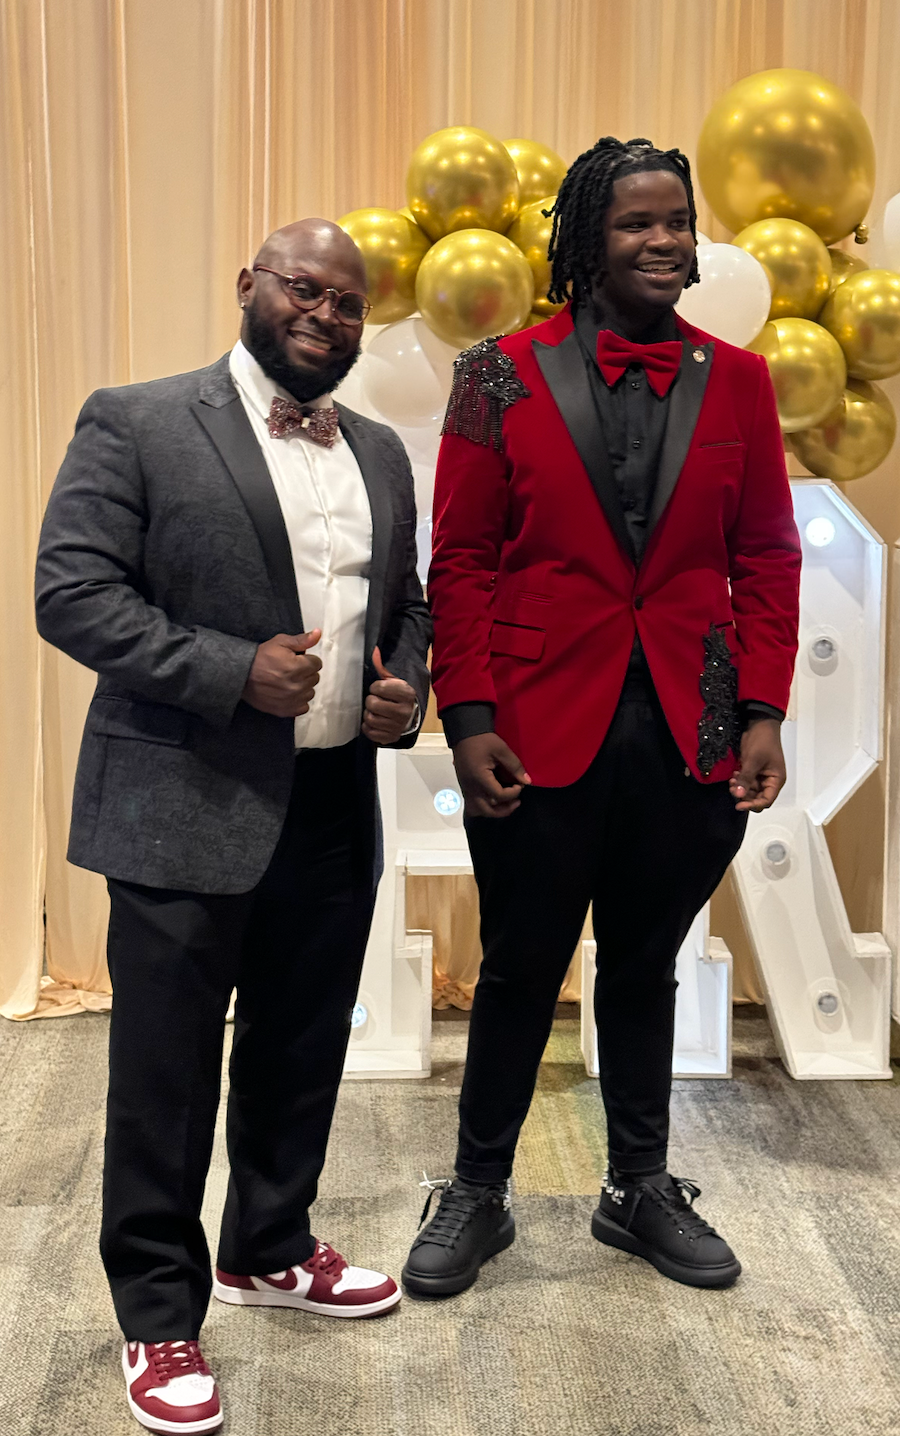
229,340,373,749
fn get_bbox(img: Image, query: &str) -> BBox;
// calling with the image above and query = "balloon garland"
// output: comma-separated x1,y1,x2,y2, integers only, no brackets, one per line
338,75,900,480
693,66,900,481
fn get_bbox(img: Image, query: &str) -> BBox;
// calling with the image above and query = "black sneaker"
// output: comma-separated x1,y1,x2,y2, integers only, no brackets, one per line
401,1175,515,1297
591,1169,741,1289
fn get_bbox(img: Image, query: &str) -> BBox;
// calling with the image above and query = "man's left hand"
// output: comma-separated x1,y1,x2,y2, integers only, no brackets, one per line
729,717,786,812
362,646,418,745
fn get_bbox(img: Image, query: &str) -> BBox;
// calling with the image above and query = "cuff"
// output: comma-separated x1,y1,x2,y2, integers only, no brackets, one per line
401,702,421,737
740,700,785,725
440,701,496,747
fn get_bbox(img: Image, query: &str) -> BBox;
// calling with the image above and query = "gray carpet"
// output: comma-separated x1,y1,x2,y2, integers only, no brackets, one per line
2,1008,900,1436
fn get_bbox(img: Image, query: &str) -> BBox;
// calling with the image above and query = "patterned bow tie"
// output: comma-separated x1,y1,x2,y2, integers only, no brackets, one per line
267,396,340,447
594,330,683,397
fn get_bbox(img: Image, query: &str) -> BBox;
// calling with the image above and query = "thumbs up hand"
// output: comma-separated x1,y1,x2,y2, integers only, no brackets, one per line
362,646,419,745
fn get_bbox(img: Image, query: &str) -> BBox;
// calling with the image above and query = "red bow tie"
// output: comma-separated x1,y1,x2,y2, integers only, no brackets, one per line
594,330,683,397
267,396,340,447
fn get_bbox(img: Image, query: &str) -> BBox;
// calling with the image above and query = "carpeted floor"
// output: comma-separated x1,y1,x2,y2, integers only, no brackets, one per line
2,1006,900,1436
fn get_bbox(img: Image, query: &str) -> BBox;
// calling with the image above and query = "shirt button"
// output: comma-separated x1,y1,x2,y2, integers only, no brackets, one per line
631,381,640,389
632,440,641,449
633,594,644,610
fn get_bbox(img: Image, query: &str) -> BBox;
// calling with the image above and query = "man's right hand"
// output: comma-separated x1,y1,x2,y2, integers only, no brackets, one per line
242,631,323,717
453,732,531,818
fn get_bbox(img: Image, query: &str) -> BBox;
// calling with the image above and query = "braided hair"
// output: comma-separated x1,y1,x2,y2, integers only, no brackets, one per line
545,136,700,306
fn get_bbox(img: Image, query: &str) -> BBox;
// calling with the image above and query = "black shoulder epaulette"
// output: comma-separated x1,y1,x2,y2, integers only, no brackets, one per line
441,337,531,452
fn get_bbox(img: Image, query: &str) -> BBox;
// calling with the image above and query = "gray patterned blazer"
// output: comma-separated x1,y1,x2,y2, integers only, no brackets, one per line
35,354,432,894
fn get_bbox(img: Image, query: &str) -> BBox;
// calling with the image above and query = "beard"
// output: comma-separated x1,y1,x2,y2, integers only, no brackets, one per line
243,304,361,403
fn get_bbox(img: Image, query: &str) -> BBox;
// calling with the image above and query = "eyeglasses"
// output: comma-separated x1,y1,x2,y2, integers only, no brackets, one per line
252,266,371,324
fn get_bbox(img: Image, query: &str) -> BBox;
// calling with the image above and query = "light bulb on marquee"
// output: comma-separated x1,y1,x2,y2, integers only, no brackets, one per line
805,517,836,547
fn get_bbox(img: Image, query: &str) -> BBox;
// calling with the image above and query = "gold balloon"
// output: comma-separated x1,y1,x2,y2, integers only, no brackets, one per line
406,127,519,241
819,268,900,380
697,68,875,245
506,197,565,317
826,248,868,299
748,318,847,432
337,208,430,325
415,230,534,349
789,379,896,480
732,219,831,320
502,139,568,212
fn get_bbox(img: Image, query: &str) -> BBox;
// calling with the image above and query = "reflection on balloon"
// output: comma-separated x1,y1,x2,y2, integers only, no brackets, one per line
506,198,564,316
415,230,534,348
406,126,519,241
789,379,896,480
337,208,430,325
826,248,868,298
732,219,832,321
748,318,847,432
361,317,456,427
675,244,771,348
503,139,568,211
819,268,900,380
697,68,875,245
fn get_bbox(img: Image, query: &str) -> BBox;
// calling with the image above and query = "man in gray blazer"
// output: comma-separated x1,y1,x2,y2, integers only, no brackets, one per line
36,219,431,1434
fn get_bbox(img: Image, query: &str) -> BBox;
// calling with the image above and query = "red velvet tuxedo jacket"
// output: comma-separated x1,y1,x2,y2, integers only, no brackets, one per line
428,304,801,788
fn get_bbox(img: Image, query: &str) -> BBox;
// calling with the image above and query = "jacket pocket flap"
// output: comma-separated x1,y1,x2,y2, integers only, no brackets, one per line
90,696,189,746
489,621,545,661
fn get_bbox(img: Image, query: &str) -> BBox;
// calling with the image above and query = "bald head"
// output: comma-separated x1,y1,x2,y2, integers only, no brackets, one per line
253,219,366,291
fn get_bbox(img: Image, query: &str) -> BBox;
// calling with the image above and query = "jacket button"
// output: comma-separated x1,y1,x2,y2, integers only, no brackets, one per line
633,594,644,610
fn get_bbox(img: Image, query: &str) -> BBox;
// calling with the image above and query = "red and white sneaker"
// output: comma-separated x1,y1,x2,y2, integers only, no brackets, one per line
213,1239,401,1318
122,1340,222,1433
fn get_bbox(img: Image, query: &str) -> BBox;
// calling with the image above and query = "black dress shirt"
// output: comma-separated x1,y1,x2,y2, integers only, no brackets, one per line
573,300,677,566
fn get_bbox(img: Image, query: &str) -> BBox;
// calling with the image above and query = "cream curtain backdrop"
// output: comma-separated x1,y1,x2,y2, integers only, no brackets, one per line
4,0,900,1018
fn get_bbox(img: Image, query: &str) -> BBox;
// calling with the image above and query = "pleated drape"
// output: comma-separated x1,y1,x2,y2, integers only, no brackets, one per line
4,0,900,1017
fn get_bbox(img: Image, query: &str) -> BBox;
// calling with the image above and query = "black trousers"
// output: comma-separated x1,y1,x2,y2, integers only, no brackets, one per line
457,669,747,1185
100,744,376,1341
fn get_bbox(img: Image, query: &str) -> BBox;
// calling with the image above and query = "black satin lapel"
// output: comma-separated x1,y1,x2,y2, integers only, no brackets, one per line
532,332,634,562
339,408,392,667
647,339,715,535
191,397,303,631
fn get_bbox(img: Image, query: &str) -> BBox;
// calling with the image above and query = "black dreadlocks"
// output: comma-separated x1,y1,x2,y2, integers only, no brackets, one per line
545,136,701,307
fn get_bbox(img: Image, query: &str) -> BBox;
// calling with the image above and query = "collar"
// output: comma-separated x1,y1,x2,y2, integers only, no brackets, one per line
574,300,679,353
229,340,336,426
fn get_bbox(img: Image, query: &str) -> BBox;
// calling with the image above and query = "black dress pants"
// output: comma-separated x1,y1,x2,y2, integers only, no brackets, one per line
457,669,747,1185
100,743,376,1341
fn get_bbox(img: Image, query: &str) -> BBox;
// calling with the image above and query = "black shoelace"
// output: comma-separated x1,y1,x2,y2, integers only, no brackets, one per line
625,1177,719,1243
416,1178,497,1248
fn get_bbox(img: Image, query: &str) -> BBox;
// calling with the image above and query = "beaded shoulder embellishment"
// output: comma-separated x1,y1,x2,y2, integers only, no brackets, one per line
441,337,531,451
697,624,741,776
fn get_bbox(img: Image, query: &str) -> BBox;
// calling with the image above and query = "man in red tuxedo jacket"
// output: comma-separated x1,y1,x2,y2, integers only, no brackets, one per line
403,138,800,1297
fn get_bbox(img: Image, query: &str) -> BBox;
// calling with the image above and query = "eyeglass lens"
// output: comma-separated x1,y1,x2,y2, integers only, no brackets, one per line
288,277,367,323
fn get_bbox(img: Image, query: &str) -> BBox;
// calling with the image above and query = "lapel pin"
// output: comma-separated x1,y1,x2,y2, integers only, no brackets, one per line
693,348,706,363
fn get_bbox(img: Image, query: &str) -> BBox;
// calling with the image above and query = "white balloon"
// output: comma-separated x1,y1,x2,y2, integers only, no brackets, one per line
881,193,900,272
695,230,712,247
676,243,772,348
332,363,381,420
361,317,458,427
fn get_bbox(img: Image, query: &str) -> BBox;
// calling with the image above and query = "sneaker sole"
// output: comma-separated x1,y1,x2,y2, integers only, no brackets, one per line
125,1390,223,1434
212,1277,401,1318
400,1216,516,1298
591,1209,741,1289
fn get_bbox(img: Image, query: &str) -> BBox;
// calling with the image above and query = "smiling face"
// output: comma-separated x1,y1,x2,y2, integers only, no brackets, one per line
237,219,366,402
594,168,695,317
